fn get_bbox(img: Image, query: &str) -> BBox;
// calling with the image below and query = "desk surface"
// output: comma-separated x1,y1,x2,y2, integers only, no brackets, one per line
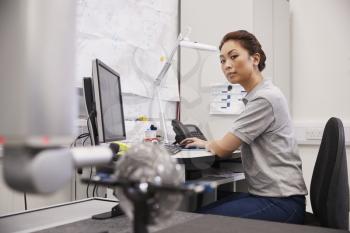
172,149,213,159
173,149,240,159
33,212,350,233
0,198,118,233
0,198,202,233
1,198,348,233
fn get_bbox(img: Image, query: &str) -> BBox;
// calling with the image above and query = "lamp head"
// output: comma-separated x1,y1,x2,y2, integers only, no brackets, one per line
180,39,218,52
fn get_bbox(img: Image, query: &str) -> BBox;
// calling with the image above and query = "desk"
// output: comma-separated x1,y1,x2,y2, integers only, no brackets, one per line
173,149,242,179
172,149,241,159
180,169,245,211
172,150,245,210
0,198,347,233
172,149,214,159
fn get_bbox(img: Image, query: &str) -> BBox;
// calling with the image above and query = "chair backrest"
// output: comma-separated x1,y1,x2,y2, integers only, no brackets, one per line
310,117,349,229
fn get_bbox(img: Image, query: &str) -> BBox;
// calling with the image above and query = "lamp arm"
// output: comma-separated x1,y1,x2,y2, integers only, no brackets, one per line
155,86,169,143
153,33,184,144
153,27,196,143
154,33,184,86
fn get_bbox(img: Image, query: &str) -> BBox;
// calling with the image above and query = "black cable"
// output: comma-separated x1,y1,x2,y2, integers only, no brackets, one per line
105,186,109,198
78,135,90,147
69,116,94,198
70,133,90,148
86,167,93,198
72,133,89,144
84,110,97,198
77,133,90,138
24,192,27,210
74,171,77,200
68,132,90,199
75,134,90,147
82,136,90,146
92,184,97,197
86,111,96,146
77,133,90,141
87,116,92,144
96,185,100,197
85,111,97,198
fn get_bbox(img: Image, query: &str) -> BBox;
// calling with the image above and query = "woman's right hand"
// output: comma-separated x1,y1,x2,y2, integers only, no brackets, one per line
180,137,208,149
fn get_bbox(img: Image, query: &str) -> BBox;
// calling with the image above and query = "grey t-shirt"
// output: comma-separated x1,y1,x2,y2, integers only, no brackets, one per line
232,79,307,197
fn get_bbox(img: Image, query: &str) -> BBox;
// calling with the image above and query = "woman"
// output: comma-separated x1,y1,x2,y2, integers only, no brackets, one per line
181,30,307,224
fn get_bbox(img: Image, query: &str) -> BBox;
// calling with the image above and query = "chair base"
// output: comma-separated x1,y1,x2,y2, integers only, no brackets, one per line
304,212,321,226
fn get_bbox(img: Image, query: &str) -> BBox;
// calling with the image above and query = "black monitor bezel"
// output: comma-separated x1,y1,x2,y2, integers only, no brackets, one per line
92,58,126,143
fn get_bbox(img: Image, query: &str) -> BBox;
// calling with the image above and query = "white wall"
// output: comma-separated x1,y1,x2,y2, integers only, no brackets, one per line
291,0,350,121
290,0,350,211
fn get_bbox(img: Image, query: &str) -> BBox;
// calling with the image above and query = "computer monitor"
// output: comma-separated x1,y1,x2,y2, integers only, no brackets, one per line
83,59,126,145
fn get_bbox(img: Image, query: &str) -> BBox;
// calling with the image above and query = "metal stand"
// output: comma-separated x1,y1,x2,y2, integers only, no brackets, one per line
124,186,153,233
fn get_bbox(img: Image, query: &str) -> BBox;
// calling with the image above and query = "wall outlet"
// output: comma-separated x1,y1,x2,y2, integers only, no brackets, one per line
294,121,350,146
305,127,323,140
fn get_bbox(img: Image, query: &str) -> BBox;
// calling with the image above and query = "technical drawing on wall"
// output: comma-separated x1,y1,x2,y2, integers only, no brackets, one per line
76,0,179,101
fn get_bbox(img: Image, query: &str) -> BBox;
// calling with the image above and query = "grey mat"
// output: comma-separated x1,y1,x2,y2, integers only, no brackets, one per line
34,211,202,233
157,214,349,233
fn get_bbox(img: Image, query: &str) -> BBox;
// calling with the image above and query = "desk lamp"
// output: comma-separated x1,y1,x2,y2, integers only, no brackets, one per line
154,27,218,143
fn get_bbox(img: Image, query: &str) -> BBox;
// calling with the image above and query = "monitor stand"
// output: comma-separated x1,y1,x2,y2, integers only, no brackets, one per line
92,204,124,219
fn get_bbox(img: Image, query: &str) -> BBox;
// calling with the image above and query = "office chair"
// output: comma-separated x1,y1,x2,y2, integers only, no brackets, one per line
305,117,349,230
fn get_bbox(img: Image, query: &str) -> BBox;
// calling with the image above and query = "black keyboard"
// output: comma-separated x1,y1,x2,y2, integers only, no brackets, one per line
163,143,182,155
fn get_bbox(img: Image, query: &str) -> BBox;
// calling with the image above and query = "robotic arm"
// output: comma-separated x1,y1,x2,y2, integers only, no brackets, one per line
0,0,112,194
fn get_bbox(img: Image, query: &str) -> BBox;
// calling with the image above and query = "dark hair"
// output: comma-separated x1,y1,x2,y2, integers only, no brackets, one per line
219,30,266,71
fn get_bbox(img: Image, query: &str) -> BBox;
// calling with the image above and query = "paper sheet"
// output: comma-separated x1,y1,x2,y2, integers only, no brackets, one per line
209,84,246,115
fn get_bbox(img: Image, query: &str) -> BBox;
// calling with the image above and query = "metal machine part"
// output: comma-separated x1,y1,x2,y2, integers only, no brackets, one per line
0,0,113,194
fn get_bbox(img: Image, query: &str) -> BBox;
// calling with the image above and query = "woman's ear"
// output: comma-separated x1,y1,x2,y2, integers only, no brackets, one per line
251,53,260,67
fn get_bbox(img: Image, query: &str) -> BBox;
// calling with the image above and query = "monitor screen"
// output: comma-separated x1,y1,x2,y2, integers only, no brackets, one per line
91,59,126,143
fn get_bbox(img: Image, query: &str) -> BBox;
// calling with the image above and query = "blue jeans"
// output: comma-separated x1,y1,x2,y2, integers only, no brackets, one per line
197,193,305,224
